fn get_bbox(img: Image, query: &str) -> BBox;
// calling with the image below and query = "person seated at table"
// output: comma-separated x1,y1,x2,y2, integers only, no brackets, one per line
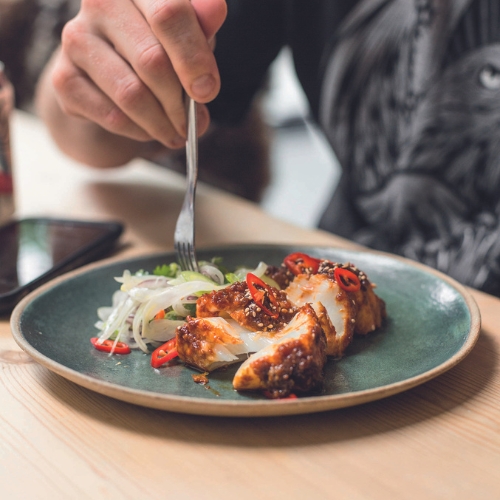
6,0,500,297
0,0,270,202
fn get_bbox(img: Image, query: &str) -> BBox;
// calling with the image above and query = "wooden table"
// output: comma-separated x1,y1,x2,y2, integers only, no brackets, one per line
1,111,499,499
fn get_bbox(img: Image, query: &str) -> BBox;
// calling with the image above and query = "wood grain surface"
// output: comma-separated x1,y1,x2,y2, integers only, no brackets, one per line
0,112,499,499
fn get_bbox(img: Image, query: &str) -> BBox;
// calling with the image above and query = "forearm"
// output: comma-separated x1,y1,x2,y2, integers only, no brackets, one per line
34,0,226,168
35,52,154,168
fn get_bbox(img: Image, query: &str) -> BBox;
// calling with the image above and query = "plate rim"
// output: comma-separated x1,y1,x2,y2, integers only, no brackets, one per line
10,243,482,417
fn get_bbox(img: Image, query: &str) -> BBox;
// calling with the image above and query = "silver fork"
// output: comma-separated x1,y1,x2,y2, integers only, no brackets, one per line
174,97,199,272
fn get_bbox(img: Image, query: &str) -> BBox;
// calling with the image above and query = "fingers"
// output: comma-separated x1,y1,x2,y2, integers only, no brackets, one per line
59,22,183,147
53,0,225,148
134,0,226,102
51,47,154,143
95,0,190,139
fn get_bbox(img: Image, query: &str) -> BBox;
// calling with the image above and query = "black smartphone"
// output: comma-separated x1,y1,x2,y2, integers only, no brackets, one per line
0,217,123,314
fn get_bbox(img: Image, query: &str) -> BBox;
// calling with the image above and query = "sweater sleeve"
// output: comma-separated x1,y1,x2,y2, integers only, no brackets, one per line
207,0,287,126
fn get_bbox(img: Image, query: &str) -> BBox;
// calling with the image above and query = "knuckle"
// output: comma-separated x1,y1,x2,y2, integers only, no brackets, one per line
51,67,72,95
136,42,169,76
101,107,132,133
51,76,86,119
102,107,151,143
113,77,147,109
148,0,188,32
52,68,80,105
81,0,102,11
61,20,85,51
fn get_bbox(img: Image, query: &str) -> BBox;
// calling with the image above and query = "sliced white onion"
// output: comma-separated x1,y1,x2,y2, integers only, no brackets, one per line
233,261,269,281
142,318,184,342
141,280,223,324
200,264,225,285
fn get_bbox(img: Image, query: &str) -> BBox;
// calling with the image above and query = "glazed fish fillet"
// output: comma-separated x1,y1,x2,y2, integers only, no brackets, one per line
285,263,386,357
285,273,356,358
233,304,327,398
349,282,386,335
196,280,297,333
176,316,248,372
176,316,290,372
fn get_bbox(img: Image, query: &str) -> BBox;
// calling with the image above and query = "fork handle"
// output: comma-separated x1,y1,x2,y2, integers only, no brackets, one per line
185,97,198,209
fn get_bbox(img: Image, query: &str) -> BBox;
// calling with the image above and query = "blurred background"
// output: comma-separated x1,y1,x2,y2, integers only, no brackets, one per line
260,48,340,229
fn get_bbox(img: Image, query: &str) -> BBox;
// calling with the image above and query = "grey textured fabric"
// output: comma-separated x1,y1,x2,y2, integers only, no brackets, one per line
319,0,500,295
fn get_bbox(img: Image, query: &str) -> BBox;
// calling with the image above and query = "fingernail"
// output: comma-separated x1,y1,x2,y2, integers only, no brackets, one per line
191,74,216,99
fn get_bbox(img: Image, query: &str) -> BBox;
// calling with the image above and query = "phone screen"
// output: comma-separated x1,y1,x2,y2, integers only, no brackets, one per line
0,218,123,311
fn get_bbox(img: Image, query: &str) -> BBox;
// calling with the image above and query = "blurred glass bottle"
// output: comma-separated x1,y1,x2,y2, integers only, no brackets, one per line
0,61,14,225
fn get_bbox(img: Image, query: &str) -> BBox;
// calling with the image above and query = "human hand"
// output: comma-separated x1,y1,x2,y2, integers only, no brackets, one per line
50,0,227,149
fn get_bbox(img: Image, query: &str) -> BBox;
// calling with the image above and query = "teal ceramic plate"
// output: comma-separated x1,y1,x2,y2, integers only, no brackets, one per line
10,244,481,417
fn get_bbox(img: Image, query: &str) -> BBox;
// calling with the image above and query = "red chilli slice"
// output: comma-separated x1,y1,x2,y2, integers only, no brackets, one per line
283,252,321,276
91,337,131,355
333,267,361,292
246,273,280,319
151,338,178,369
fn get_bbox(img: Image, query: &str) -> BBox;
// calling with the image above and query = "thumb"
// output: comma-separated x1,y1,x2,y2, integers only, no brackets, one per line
191,0,227,40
